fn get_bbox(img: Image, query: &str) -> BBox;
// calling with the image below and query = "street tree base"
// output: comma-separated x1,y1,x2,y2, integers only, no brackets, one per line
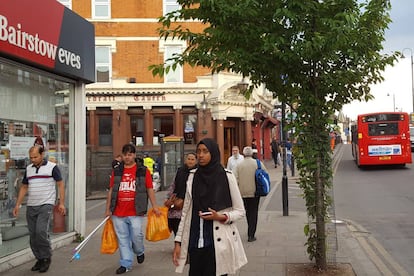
286,263,355,275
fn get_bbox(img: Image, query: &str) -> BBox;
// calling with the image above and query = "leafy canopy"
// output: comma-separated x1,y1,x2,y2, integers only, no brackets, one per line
152,0,397,269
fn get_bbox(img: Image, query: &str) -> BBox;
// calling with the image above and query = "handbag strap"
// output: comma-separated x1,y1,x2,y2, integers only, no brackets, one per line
256,159,261,169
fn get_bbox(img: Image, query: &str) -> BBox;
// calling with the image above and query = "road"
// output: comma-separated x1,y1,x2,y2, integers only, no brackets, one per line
334,144,414,275
268,144,414,274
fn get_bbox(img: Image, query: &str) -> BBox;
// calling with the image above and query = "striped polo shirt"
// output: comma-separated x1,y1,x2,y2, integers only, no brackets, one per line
22,159,63,206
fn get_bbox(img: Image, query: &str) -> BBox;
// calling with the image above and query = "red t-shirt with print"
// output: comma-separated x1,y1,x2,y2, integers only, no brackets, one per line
109,164,153,217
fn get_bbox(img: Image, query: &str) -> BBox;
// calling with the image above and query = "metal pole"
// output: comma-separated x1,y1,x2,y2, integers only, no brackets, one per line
281,102,289,216
411,53,414,114
402,48,414,114
393,93,395,112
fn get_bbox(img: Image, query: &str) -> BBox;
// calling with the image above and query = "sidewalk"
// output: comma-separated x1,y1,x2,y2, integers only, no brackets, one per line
3,151,382,275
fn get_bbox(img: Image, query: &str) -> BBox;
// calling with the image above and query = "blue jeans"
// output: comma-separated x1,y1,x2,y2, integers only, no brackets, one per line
286,151,292,169
112,215,145,269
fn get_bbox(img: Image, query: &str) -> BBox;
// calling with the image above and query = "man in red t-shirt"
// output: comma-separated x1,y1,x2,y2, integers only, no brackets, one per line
105,144,160,274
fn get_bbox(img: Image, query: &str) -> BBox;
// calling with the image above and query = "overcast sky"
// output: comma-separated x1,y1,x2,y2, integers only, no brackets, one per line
342,0,414,120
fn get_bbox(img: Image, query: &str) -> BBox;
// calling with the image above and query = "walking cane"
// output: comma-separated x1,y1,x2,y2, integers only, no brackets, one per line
69,216,110,262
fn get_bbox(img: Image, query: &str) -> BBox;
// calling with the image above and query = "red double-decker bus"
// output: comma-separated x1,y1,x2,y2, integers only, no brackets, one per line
351,112,412,167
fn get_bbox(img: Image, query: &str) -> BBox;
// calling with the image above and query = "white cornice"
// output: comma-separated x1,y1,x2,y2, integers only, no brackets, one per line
88,18,198,23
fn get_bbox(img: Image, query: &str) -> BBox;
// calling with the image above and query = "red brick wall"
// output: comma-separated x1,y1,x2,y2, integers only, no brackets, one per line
73,0,211,83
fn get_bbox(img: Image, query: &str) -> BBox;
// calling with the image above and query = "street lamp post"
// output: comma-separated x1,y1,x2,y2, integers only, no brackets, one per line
402,48,414,113
281,102,289,216
387,92,395,111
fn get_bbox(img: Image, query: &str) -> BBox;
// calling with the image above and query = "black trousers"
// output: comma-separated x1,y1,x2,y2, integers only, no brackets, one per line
243,197,260,238
189,247,228,276
189,247,215,276
168,218,180,236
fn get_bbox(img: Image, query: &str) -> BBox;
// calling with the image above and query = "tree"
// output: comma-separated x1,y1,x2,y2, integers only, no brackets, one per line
151,0,397,269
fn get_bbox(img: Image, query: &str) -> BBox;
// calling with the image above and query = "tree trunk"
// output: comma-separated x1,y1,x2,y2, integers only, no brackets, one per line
315,155,327,270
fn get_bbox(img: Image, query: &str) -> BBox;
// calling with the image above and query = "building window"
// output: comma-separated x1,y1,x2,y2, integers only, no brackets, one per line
92,0,110,19
99,116,112,146
153,116,174,145
164,0,180,15
95,46,111,83
58,0,72,9
164,46,183,84
131,116,144,146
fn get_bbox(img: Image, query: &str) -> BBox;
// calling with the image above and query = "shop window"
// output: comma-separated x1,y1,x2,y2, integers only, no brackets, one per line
153,116,173,145
92,0,111,19
99,116,112,146
130,116,144,146
184,114,197,144
0,59,72,257
95,46,111,83
164,0,181,15
17,70,30,85
164,46,183,84
58,0,72,9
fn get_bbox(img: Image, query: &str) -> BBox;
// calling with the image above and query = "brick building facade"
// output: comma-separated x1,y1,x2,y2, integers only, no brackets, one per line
67,0,277,191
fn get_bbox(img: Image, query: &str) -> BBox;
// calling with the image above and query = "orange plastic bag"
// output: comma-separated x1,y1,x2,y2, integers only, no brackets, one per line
145,207,170,242
100,218,118,254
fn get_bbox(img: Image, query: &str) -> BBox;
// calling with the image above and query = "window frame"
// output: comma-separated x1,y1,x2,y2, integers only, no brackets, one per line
164,45,183,84
95,46,112,83
92,0,111,19
164,0,181,15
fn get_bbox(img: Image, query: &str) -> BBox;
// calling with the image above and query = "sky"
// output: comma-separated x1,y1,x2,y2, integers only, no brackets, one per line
342,0,414,120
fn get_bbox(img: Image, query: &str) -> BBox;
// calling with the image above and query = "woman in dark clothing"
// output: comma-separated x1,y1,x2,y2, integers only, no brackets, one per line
172,138,247,276
164,152,197,236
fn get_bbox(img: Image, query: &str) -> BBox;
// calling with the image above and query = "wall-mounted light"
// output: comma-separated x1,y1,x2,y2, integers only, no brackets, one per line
201,94,208,111
117,112,121,126
237,77,249,93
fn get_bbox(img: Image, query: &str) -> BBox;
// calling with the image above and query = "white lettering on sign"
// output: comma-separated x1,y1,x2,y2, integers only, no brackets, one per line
58,48,81,69
133,95,166,102
87,96,116,102
0,14,82,70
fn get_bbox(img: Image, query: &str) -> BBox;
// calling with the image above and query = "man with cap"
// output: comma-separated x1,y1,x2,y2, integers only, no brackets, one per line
233,146,268,242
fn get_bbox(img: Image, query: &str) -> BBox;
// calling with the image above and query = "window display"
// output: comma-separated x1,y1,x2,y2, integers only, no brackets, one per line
0,60,72,257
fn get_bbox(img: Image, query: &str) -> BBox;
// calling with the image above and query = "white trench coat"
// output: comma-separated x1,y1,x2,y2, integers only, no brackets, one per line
174,169,248,275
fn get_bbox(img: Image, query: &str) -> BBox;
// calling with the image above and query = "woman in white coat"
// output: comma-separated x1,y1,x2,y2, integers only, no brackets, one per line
172,138,247,276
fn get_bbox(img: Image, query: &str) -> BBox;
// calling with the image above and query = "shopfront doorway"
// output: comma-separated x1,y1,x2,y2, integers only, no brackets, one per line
223,119,244,166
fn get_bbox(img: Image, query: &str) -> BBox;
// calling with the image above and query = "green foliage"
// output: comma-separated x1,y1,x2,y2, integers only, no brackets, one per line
152,0,397,269
74,233,84,243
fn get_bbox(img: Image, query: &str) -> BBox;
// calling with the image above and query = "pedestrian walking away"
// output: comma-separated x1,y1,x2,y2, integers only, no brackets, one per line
105,144,161,274
12,145,66,273
270,137,281,168
233,146,268,242
164,152,197,236
173,138,247,276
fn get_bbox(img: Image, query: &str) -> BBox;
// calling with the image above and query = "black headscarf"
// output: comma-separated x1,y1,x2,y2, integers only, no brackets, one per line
192,138,232,212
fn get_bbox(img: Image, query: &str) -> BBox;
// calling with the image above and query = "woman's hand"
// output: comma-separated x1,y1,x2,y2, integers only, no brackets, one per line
172,242,181,266
198,208,227,222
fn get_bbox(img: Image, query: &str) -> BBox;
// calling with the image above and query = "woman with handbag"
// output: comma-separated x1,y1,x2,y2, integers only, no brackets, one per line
164,152,197,236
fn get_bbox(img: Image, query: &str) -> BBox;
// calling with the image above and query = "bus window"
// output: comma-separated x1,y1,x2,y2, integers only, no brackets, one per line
368,123,399,136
